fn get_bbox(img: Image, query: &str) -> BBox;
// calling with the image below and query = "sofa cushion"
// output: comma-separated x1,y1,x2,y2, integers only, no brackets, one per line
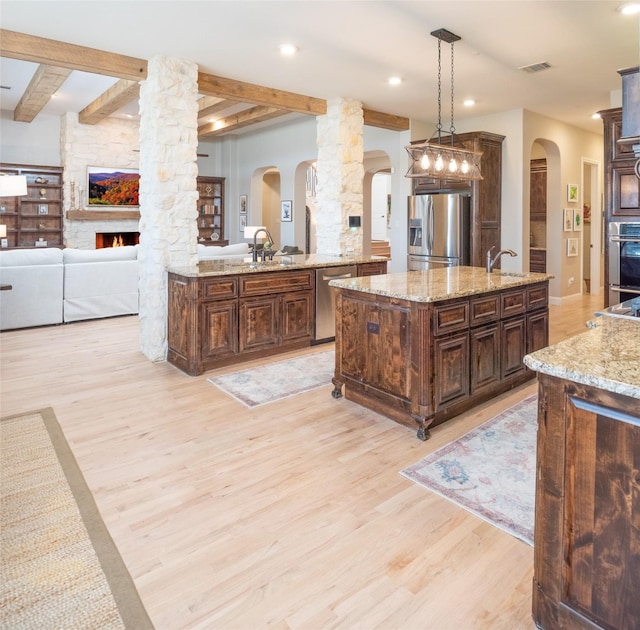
0,247,63,266
63,245,138,264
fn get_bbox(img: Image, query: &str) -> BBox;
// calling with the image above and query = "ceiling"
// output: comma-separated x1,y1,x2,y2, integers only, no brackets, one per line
0,1,639,138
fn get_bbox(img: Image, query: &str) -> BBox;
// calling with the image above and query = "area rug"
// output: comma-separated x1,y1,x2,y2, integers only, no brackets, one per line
400,394,538,545
0,408,154,630
209,349,335,407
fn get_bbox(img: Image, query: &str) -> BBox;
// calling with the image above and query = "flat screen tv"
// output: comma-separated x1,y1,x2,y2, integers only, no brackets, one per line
88,167,139,206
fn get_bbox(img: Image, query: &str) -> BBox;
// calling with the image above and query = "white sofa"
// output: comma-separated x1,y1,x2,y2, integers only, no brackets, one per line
0,245,139,331
0,242,251,331
197,242,249,260
0,247,64,330
63,246,139,323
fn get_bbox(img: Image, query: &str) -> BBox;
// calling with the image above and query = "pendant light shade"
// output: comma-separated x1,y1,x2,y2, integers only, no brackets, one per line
405,28,482,182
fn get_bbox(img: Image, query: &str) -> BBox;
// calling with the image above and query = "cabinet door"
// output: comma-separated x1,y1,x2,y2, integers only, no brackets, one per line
201,299,238,359
433,332,470,410
611,166,640,216
501,317,526,379
239,295,278,351
527,310,549,354
470,324,500,394
339,295,412,401
280,291,313,343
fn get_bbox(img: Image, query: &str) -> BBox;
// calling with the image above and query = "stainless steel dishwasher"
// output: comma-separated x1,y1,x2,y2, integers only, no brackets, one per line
314,265,357,341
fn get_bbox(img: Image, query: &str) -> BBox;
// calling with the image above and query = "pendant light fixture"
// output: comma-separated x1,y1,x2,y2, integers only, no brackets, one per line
405,28,482,182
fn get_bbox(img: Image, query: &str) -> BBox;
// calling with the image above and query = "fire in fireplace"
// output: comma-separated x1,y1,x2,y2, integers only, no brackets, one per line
96,232,140,249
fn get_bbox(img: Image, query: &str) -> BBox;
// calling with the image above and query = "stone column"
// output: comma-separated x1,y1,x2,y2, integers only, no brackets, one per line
315,98,364,256
138,56,199,362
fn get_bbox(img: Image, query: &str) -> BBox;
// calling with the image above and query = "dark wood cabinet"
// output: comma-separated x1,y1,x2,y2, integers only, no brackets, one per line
0,163,64,249
532,372,640,630
529,248,546,273
357,260,388,276
333,279,549,439
601,108,640,306
168,268,314,375
530,158,547,221
412,131,505,269
197,176,227,246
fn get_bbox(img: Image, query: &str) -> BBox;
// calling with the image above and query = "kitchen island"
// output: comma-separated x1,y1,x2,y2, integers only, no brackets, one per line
167,253,387,375
523,317,640,630
329,266,550,440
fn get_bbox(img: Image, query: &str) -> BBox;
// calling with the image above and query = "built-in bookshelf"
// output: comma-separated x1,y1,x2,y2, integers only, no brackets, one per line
197,176,227,246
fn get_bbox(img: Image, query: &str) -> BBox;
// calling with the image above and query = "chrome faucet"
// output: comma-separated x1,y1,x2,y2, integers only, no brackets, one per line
251,228,276,263
486,246,517,272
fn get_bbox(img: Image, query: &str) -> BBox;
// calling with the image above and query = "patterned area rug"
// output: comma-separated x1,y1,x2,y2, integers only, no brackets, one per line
400,394,538,545
0,408,153,630
209,349,335,407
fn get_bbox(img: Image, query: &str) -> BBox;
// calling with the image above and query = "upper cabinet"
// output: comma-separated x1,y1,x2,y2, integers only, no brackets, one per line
0,164,64,249
601,108,640,220
197,176,227,246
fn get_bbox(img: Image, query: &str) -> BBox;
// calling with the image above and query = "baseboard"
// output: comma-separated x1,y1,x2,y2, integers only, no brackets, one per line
549,292,584,307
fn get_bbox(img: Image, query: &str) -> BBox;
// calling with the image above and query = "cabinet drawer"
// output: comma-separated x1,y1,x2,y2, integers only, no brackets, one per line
433,300,469,335
357,261,387,277
527,283,548,311
240,269,313,296
501,289,526,318
201,277,238,301
470,294,500,325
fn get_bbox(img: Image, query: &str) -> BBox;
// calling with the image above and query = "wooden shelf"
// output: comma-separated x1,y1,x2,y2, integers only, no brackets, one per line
66,210,141,221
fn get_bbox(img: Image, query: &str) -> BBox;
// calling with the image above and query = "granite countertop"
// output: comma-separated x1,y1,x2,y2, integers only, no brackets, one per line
168,253,388,277
329,266,551,302
524,317,640,398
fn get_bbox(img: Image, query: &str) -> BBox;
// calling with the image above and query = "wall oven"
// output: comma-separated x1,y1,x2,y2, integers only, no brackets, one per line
609,222,640,305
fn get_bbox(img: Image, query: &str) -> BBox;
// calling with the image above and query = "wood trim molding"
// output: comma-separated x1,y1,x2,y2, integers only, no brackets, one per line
66,210,141,221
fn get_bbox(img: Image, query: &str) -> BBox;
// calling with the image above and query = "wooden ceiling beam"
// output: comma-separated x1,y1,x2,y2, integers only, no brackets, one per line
198,105,290,137
0,29,147,81
363,108,410,132
14,64,72,122
198,71,327,117
198,97,238,118
79,79,140,124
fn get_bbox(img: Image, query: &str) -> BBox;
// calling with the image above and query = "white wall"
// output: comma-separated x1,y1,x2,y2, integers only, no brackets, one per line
0,110,61,166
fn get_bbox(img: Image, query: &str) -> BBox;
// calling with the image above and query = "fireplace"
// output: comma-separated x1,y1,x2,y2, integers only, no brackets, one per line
96,232,140,249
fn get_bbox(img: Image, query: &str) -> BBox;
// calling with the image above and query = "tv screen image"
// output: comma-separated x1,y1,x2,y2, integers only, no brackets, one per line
88,167,139,206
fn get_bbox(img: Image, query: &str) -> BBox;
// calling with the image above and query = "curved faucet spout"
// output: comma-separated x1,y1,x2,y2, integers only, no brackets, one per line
252,228,277,263
486,246,518,273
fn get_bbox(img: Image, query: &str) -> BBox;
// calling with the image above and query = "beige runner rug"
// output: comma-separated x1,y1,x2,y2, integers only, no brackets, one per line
0,408,154,630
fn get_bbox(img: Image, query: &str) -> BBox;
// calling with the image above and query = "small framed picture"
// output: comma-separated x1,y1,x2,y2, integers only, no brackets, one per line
281,200,292,222
573,207,583,231
567,184,578,203
38,204,49,215
566,237,579,257
239,195,247,214
563,208,573,232
239,214,247,231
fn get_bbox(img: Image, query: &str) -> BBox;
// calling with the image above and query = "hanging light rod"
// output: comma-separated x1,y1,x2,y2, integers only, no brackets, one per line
405,27,482,182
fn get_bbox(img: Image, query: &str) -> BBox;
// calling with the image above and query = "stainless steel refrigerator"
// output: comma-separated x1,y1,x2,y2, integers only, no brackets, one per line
407,193,471,270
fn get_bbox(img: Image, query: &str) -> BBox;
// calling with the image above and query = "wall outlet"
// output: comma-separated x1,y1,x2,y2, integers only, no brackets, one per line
568,276,575,285
0,238,7,248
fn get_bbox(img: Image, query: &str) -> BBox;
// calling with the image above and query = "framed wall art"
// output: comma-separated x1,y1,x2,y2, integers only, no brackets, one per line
281,200,292,222
239,214,247,232
567,183,578,203
240,195,247,214
566,237,578,257
573,207,583,231
563,208,573,232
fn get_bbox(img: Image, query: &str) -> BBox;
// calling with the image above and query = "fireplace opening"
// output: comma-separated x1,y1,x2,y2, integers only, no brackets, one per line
96,232,140,249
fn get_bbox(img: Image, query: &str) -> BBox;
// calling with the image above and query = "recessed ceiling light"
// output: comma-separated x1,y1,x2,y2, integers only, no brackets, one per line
388,76,402,86
279,43,298,56
618,3,640,15
463,99,475,107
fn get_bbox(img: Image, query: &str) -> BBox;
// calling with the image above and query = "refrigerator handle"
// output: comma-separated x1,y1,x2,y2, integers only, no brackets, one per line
428,202,434,252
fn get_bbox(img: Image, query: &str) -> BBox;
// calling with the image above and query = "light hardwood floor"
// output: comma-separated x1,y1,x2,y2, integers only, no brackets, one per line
0,293,604,630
